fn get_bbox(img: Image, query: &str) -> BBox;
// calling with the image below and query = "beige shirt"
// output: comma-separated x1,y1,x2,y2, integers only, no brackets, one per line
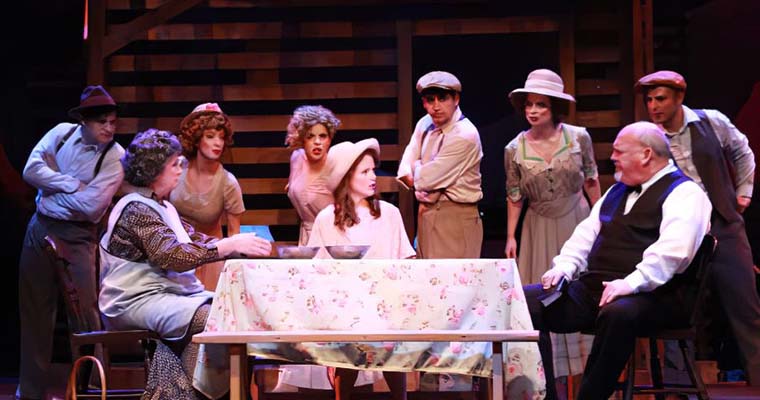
397,107,483,204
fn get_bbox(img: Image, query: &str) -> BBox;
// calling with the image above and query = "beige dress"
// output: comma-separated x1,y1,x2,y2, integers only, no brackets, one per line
170,165,245,290
504,123,597,377
286,149,334,245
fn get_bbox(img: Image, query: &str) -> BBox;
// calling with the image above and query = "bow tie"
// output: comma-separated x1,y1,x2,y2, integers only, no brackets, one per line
625,184,642,194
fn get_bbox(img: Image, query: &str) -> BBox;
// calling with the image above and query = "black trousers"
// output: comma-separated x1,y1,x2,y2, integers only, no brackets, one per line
525,279,691,399
708,217,760,384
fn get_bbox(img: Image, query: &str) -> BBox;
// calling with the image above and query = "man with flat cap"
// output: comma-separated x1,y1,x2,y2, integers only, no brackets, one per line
397,70,483,259
636,70,760,386
16,86,125,399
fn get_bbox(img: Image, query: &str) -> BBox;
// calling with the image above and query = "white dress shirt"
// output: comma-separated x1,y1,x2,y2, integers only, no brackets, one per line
23,122,125,223
550,161,712,293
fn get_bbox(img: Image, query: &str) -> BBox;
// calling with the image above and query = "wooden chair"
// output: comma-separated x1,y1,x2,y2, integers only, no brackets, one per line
617,234,718,400
44,235,159,399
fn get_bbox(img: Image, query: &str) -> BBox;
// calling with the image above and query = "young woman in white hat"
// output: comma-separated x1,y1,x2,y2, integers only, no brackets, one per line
504,68,601,399
170,103,245,291
308,138,415,399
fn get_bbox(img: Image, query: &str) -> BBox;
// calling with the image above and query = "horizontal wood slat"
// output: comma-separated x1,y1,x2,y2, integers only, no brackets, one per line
109,82,397,102
413,16,559,35
592,142,612,161
575,46,620,63
599,174,615,192
239,176,400,195
108,0,488,9
142,21,395,41
110,50,397,72
241,209,298,226
575,110,621,128
575,13,618,31
116,113,397,133
576,79,620,96
229,145,400,164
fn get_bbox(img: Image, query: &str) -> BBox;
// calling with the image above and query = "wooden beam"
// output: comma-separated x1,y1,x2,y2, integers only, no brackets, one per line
577,79,620,96
619,0,636,126
239,176,399,195
558,14,576,124
228,145,401,165
109,82,397,102
142,21,395,41
575,46,620,64
575,110,621,128
413,16,559,36
103,0,206,57
116,113,398,134
635,0,655,121
592,143,613,161
396,19,415,242
87,0,106,84
241,209,298,226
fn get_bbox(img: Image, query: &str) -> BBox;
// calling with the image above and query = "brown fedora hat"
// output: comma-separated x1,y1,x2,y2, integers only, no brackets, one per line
68,85,118,119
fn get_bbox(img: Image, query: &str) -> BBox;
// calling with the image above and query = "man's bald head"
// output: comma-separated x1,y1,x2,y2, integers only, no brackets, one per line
611,122,672,186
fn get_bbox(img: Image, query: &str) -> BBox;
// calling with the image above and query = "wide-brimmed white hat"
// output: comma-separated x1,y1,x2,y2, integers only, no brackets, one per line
509,69,576,109
325,138,380,192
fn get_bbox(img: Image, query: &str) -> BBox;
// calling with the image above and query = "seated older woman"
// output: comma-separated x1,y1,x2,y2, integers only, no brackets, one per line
98,128,271,399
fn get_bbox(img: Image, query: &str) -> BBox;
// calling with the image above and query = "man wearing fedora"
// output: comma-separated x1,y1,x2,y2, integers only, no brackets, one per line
397,71,483,259
17,85,125,399
635,70,760,386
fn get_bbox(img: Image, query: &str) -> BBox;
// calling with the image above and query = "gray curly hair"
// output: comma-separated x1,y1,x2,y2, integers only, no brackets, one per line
285,105,341,149
121,128,182,187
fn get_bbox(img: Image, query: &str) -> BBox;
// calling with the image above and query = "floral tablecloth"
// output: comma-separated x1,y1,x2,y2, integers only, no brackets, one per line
193,258,545,399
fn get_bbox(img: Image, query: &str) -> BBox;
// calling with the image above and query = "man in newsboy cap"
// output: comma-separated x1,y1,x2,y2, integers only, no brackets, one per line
397,71,483,259
16,86,125,399
635,70,760,386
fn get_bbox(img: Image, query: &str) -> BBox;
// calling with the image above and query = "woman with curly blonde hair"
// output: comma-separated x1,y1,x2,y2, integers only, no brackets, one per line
170,103,245,290
285,104,341,245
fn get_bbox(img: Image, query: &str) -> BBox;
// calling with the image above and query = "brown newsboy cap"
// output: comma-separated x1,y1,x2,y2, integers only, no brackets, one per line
416,71,462,93
634,70,687,92
68,85,118,119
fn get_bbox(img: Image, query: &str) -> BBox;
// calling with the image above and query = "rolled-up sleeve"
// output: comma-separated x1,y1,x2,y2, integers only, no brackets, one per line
707,109,755,198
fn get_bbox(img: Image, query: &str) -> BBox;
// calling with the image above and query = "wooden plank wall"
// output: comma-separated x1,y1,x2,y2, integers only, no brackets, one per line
101,0,636,242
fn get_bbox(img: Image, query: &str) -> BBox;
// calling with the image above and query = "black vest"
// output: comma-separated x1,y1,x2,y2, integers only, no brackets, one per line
579,170,691,291
689,109,741,224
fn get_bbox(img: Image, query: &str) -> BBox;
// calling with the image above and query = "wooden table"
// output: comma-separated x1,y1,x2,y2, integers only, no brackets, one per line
191,258,545,399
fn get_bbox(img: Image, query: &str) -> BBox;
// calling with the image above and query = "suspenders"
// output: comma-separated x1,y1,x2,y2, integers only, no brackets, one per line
55,125,116,178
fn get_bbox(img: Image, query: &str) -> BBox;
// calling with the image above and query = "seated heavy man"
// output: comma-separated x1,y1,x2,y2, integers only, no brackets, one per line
524,121,711,399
